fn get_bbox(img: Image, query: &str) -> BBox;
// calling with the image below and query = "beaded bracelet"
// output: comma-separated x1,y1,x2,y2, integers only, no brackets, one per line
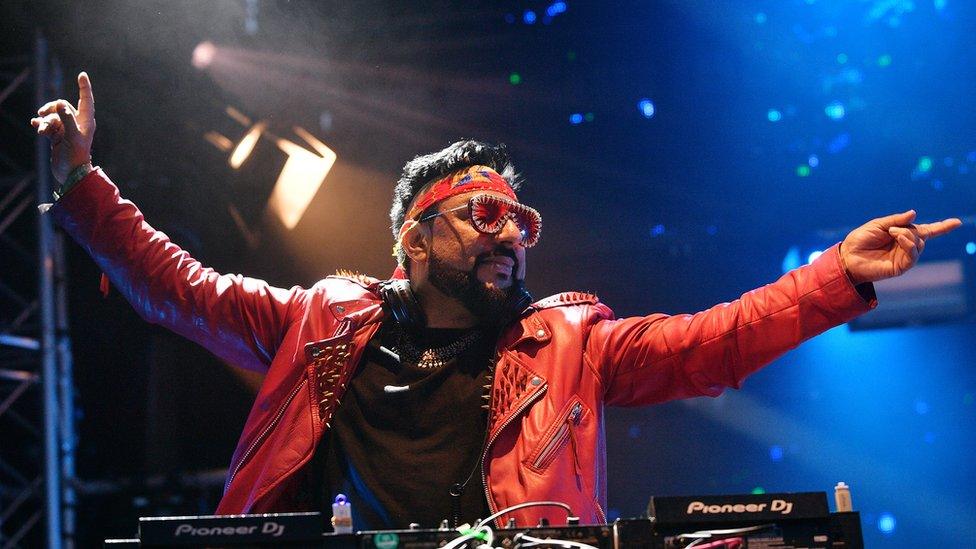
53,161,93,201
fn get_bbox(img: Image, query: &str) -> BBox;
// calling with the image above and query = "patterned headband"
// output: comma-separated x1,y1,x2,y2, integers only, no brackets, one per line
404,165,517,222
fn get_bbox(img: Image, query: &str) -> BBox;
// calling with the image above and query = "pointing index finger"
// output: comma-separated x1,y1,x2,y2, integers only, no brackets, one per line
77,72,94,119
916,218,962,239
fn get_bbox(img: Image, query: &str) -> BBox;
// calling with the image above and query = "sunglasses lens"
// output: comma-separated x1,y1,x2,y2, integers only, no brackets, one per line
469,195,541,246
470,196,509,233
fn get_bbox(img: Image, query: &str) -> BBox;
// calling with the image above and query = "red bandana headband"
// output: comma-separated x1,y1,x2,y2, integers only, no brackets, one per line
405,165,517,222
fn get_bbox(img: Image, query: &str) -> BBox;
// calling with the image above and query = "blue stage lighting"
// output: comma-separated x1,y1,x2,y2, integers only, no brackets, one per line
825,101,846,120
807,250,823,264
650,224,665,237
523,10,537,24
755,12,767,24
878,512,897,534
767,109,782,122
769,445,784,462
808,154,819,167
966,242,976,255
918,156,933,172
638,99,655,118
547,2,567,17
569,113,583,124
782,246,801,274
914,400,929,415
828,133,850,154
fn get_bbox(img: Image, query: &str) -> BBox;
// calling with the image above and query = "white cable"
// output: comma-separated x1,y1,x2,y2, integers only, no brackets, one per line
514,533,600,549
676,523,774,548
476,500,573,528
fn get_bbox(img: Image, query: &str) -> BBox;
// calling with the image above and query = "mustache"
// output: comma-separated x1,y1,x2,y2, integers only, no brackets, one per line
475,247,517,264
474,247,520,278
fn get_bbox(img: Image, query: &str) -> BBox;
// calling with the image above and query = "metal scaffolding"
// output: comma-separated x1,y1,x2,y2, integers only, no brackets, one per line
0,32,76,549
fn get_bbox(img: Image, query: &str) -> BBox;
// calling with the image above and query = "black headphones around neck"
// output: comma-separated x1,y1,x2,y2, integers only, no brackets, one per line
378,278,533,333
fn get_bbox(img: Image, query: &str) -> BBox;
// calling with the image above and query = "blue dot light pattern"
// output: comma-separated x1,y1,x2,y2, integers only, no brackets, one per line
638,99,655,118
878,513,897,535
546,2,567,18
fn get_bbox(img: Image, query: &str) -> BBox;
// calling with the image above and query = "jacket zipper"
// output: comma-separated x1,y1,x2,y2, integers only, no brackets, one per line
224,378,307,493
532,402,583,471
481,373,547,525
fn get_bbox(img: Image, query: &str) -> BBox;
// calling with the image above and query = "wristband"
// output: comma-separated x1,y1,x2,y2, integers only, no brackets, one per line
53,161,93,201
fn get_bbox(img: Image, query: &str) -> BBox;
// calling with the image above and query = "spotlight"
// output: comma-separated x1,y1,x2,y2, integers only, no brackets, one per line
229,122,267,169
207,106,337,230
192,41,217,69
267,127,336,229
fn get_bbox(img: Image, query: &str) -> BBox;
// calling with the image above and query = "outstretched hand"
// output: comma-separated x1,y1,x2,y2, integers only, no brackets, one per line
30,71,96,184
840,210,962,285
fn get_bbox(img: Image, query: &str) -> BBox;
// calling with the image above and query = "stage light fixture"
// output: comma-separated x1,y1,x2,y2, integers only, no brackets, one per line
208,107,337,230
229,122,267,169
268,127,337,229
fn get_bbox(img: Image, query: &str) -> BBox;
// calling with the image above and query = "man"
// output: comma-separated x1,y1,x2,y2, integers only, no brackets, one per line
32,73,960,529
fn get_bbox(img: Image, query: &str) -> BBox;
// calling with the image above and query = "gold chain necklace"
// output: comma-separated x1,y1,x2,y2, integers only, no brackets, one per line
394,327,482,370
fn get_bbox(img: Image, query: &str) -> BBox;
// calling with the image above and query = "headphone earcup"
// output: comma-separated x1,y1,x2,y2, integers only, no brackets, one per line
379,279,426,332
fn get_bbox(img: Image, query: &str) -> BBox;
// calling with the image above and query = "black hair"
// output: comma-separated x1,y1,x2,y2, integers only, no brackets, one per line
390,140,521,266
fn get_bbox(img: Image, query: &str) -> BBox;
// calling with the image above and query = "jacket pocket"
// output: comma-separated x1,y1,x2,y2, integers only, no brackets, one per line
527,399,585,473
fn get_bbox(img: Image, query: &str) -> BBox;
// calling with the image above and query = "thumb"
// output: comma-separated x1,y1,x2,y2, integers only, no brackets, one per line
874,209,916,230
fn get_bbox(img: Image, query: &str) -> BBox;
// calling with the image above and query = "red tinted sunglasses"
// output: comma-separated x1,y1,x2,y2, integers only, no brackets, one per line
419,194,542,247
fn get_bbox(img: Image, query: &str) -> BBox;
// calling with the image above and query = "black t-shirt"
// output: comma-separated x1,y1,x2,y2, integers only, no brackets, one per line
310,322,495,529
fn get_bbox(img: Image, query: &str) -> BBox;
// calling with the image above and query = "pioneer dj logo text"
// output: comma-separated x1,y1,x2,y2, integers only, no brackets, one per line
686,499,795,515
173,521,286,537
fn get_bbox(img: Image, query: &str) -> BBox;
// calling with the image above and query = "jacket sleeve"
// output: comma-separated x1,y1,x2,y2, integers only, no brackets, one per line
49,168,307,373
586,244,876,406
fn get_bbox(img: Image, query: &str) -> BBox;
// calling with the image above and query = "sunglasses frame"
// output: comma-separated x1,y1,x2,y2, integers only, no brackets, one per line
418,193,541,247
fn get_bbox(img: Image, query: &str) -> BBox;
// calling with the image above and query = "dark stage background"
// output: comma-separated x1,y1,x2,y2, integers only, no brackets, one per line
2,1,976,547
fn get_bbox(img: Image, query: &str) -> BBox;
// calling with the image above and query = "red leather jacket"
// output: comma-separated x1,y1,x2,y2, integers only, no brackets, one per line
51,169,875,527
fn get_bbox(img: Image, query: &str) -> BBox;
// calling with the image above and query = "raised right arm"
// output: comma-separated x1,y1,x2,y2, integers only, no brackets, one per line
49,170,307,373
34,72,305,373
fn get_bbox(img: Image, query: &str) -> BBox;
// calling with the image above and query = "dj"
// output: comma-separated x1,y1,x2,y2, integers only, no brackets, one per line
32,73,960,529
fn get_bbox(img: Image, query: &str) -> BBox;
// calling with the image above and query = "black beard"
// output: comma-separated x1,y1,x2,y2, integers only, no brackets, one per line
427,247,517,326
